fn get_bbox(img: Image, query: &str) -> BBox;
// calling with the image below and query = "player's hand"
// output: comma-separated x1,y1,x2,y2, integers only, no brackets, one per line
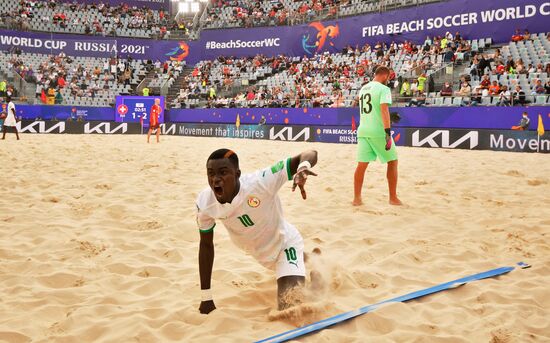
292,168,317,200
199,300,216,314
385,133,393,151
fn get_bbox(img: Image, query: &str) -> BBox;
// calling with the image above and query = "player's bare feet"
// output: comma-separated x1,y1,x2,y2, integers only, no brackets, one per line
352,198,363,206
389,197,403,206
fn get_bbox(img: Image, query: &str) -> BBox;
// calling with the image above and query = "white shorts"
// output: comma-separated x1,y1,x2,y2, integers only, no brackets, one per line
274,225,306,279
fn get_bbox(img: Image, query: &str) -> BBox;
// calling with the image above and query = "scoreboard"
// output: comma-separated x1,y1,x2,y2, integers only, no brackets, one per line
115,96,165,128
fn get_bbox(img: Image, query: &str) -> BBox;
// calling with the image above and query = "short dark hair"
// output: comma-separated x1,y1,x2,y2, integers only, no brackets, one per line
207,149,239,169
374,65,390,76
6,96,11,102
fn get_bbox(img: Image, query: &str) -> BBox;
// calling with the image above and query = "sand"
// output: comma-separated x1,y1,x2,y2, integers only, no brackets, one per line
0,134,549,343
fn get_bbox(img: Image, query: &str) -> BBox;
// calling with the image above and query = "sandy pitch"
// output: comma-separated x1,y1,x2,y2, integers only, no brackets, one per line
0,135,549,343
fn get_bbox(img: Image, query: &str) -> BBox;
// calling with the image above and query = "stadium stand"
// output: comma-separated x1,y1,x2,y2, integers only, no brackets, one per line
0,0,194,39
169,33,476,108
202,0,442,30
2,52,148,106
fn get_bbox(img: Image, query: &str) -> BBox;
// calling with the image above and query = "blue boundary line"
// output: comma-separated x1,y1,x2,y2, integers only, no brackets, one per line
256,264,526,343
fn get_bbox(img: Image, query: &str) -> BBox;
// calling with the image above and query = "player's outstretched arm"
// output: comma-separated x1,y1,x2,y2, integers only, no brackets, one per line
290,150,318,200
198,230,216,314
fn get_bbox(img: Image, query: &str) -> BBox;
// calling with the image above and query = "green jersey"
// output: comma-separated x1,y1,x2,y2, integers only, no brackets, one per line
357,81,392,138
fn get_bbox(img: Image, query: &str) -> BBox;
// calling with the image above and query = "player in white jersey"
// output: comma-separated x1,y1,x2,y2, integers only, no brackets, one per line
1,96,20,140
196,148,318,314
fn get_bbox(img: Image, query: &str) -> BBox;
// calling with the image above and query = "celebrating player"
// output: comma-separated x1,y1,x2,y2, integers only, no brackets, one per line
196,149,318,314
146,98,162,143
353,66,402,206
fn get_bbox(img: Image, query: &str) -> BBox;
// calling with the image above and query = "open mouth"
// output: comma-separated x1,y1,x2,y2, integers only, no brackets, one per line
213,186,224,197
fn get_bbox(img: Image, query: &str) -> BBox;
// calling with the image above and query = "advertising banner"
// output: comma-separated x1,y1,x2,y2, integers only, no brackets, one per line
168,107,550,130
313,126,406,146
0,29,201,63
16,104,115,121
407,128,549,153
1,0,547,63
15,120,141,134
12,105,550,131
10,119,548,153
159,123,315,142
115,96,165,128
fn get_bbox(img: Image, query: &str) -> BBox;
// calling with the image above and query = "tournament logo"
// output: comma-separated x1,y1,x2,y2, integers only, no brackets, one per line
166,41,190,62
248,196,261,208
302,22,340,55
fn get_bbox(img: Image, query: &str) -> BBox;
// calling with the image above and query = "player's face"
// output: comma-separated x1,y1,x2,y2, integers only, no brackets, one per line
207,159,241,204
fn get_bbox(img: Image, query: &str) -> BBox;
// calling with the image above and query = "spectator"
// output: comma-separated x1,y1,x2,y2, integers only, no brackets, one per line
154,59,161,73
532,79,545,95
407,91,426,107
479,75,490,89
545,80,550,95
410,79,419,95
516,59,527,74
469,87,488,106
440,82,453,96
208,86,216,99
496,86,511,106
512,85,528,105
246,89,255,101
424,35,432,46
47,86,56,105
495,62,506,75
512,112,530,130
400,79,411,97
456,81,471,96
36,83,43,99
0,80,6,97
443,47,454,62
122,68,131,85
488,81,500,96
57,75,66,88
258,115,266,125
55,89,63,104
478,54,493,75
505,60,516,74
512,29,523,42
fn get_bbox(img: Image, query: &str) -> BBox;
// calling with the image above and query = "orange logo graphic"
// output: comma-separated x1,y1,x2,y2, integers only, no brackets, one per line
166,41,190,62
302,22,339,54
248,196,261,208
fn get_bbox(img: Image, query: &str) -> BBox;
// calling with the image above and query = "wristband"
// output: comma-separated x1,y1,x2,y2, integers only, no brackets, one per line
298,161,312,171
201,288,212,301
385,128,391,136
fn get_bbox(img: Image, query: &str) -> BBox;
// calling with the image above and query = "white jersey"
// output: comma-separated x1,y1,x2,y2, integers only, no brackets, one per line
196,157,295,266
4,102,16,127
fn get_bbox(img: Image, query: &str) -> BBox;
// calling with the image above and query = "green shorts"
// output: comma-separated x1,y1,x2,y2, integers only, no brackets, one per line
357,136,398,164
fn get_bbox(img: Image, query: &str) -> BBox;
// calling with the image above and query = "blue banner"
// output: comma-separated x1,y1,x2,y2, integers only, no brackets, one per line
13,105,550,131
16,104,115,121
0,0,547,63
168,106,550,131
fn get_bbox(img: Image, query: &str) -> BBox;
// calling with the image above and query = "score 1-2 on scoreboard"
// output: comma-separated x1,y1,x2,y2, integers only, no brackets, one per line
115,96,165,128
